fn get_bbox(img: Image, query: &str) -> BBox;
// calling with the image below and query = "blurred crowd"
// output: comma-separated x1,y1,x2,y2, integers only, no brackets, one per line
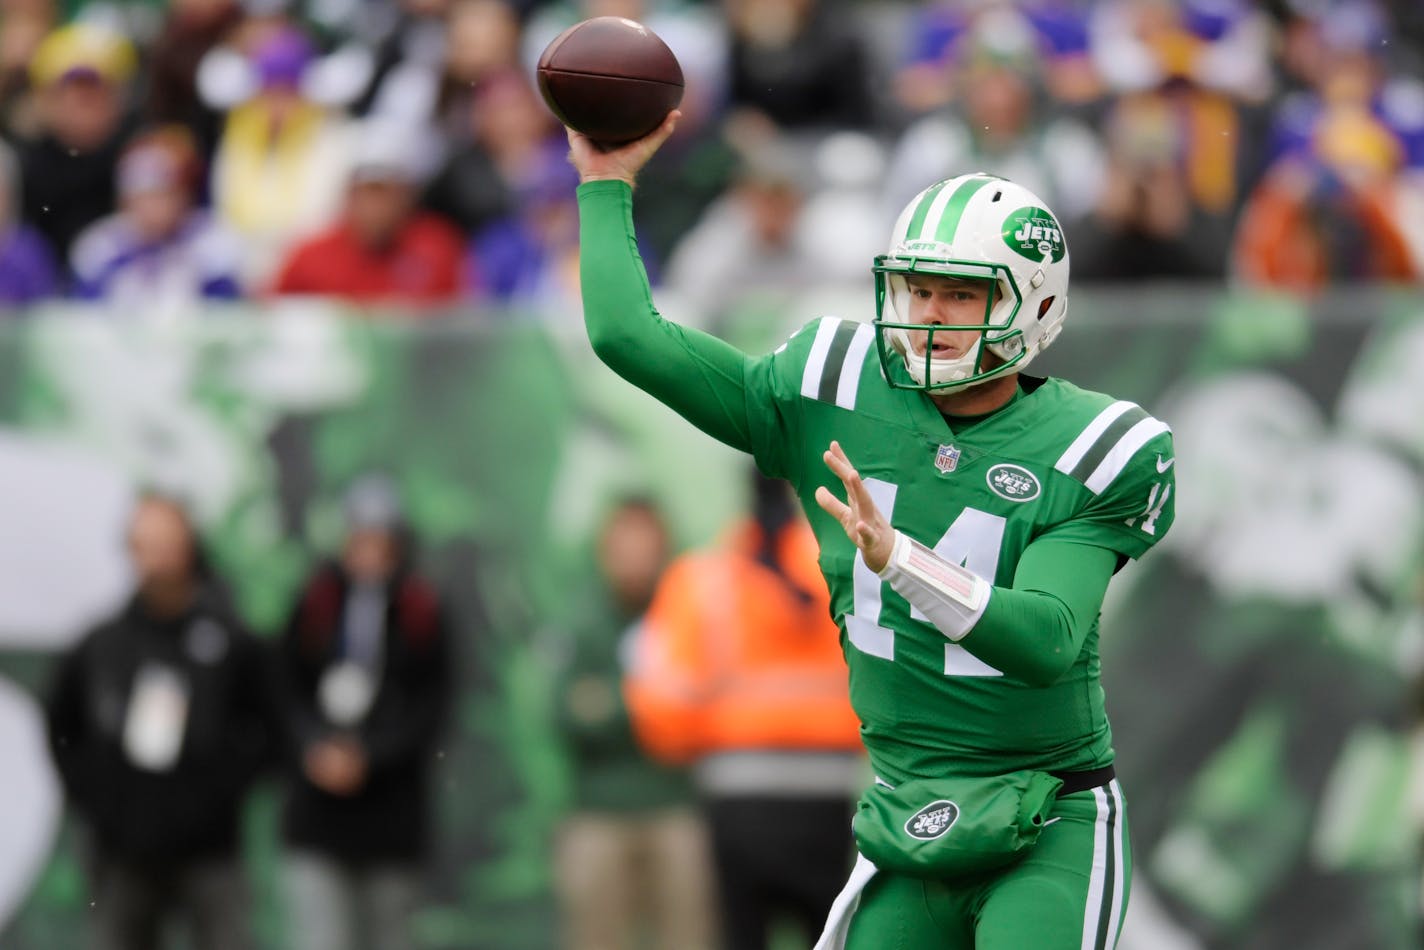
44,465,863,950
47,477,455,950
0,0,1420,321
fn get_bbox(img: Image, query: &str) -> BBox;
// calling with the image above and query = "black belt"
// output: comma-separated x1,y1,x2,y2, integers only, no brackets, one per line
1051,764,1115,796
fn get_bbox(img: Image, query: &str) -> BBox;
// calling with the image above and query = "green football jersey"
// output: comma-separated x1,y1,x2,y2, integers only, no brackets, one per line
743,317,1177,785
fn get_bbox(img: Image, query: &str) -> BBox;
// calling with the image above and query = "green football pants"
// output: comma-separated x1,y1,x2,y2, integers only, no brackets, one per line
836,780,1130,950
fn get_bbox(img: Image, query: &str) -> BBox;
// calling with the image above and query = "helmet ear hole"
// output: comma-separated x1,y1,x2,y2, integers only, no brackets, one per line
1037,296,1056,320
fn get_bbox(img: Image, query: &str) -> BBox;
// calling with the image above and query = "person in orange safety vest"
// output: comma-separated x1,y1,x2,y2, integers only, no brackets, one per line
624,469,864,950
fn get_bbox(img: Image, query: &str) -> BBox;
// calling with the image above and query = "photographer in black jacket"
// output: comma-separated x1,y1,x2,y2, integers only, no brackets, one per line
45,492,272,950
275,474,452,950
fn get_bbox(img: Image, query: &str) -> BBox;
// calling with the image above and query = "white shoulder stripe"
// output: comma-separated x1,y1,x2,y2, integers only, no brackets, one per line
834,323,875,410
800,317,841,400
1084,417,1171,495
1055,401,1136,475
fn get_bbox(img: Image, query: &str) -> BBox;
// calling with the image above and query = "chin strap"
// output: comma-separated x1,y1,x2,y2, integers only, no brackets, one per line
876,531,992,642
893,328,989,388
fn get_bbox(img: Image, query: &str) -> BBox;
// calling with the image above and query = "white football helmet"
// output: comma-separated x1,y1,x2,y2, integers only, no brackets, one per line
874,173,1070,391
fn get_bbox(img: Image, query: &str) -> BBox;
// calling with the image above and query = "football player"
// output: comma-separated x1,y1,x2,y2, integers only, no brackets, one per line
566,112,1175,950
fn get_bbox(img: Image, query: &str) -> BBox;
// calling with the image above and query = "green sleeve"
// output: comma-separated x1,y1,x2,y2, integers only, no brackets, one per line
578,179,757,453
958,538,1117,687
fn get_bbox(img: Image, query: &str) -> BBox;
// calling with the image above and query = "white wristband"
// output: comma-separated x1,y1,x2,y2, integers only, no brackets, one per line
877,531,992,642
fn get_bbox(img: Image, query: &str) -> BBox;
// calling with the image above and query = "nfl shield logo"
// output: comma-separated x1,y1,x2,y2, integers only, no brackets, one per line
934,444,961,473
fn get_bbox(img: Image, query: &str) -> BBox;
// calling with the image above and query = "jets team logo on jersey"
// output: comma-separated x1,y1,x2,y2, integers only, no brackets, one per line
934,444,961,474
906,800,959,840
1002,208,1066,263
986,463,1041,502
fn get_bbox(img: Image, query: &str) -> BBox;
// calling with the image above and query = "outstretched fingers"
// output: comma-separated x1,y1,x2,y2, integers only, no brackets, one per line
821,440,859,488
824,441,880,522
814,485,849,524
820,444,863,525
820,440,896,573
819,443,861,526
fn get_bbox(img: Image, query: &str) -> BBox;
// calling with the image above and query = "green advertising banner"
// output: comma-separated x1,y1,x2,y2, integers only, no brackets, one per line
0,287,1419,949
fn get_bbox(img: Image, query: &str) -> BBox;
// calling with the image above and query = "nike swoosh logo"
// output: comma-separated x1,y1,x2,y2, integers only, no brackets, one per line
1156,455,1175,474
1043,817,1062,827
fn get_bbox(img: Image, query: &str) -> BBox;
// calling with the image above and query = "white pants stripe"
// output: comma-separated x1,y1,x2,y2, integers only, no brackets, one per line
1103,781,1130,947
1080,780,1128,950
812,852,876,950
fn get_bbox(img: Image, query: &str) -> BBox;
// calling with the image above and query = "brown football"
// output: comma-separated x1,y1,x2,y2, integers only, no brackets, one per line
536,16,684,147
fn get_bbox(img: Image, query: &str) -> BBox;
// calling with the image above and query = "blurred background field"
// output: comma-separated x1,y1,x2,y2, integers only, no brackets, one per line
4,287,1424,948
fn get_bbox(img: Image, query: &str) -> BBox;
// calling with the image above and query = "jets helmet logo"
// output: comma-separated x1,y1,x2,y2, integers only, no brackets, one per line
905,800,960,840
899,240,954,258
1003,208,1066,263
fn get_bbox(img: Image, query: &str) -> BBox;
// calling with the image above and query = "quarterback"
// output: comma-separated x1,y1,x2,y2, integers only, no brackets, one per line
568,113,1175,950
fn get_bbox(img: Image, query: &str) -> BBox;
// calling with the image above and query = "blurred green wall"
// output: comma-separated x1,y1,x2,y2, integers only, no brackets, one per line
0,286,1420,949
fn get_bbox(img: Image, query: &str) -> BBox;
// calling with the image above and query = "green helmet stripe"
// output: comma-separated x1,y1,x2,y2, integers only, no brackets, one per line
922,175,993,244
904,179,951,240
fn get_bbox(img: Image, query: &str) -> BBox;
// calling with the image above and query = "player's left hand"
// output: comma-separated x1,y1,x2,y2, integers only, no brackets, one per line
816,440,896,574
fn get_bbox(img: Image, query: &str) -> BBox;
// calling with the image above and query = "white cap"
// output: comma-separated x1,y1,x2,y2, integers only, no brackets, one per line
348,119,428,184
344,473,404,532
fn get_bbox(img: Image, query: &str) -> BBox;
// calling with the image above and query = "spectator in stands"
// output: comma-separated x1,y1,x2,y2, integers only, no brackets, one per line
144,0,244,157
344,0,455,127
1232,160,1417,289
0,0,57,137
724,0,872,132
44,493,272,950
0,140,59,306
465,71,581,308
466,67,565,214
892,1,1102,118
551,496,716,950
413,0,534,239
209,26,352,286
1234,1,1423,288
275,474,452,950
625,470,863,950
14,22,138,279
1088,0,1275,105
1072,1,1267,281
882,7,1107,226
270,120,466,307
71,126,245,310
1072,85,1240,280
434,0,522,135
622,123,739,276
423,54,531,239
663,138,818,325
1273,0,1422,98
